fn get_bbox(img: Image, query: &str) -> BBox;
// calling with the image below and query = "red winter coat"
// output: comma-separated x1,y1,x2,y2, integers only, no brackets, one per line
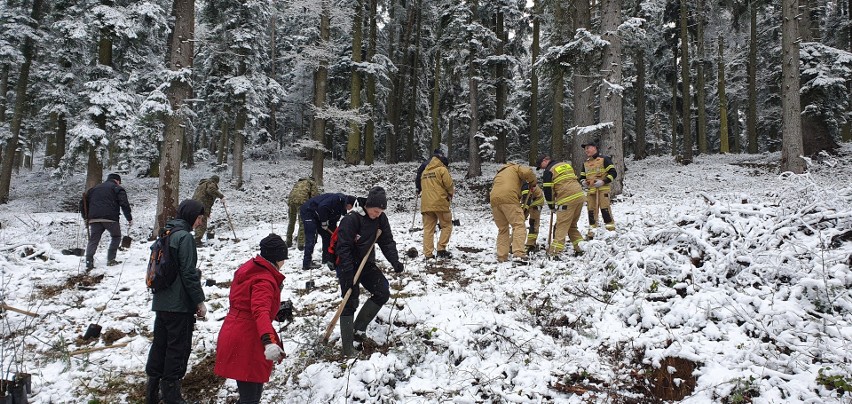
214,256,285,383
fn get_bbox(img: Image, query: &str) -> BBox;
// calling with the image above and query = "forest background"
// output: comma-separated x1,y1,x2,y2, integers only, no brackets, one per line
0,0,850,225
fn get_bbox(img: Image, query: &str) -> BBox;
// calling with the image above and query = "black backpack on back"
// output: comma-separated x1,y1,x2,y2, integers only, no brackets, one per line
146,226,182,293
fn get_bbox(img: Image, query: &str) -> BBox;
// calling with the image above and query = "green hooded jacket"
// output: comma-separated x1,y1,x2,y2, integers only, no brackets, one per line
151,218,205,313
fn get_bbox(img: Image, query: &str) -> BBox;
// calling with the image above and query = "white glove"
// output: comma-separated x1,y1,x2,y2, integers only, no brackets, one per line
196,303,207,319
593,180,604,188
264,343,285,362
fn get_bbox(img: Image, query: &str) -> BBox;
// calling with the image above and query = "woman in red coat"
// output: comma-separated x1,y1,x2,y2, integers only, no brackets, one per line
214,234,287,403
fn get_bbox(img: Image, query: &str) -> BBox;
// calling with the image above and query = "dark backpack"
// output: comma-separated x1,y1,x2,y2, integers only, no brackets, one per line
146,227,181,293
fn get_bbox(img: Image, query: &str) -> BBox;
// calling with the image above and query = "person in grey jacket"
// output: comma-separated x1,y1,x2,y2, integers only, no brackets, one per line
145,199,207,404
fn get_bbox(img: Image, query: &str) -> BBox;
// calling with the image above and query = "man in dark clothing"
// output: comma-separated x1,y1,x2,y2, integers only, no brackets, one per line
299,193,356,271
80,173,132,269
145,199,207,404
191,175,225,243
334,187,404,356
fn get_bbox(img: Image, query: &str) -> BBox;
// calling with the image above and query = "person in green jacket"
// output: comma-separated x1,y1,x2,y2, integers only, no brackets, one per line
145,199,207,404
192,175,225,243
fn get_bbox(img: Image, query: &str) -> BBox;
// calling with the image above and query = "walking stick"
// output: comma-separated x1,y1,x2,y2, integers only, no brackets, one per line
546,210,555,251
322,229,382,343
221,199,240,242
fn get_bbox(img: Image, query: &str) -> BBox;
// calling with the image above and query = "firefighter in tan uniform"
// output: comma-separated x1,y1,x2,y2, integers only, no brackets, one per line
490,163,537,263
419,154,454,259
521,182,545,252
286,177,321,249
579,141,617,238
537,155,585,256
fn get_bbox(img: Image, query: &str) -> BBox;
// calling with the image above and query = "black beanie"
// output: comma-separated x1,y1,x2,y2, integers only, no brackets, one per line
178,199,205,227
260,233,288,263
364,186,387,210
345,195,357,207
107,173,121,183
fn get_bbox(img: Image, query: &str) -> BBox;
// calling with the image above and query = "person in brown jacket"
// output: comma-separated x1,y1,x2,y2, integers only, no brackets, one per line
419,153,454,259
537,155,585,257
192,175,225,243
579,140,617,238
489,163,537,263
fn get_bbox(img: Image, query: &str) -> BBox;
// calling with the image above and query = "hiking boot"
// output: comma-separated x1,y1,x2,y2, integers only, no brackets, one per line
303,263,321,271
512,257,529,266
297,244,304,251
436,250,453,259
525,245,539,253
107,260,121,266
605,223,616,231
423,255,435,260
340,316,356,357
85,260,94,270
159,379,187,404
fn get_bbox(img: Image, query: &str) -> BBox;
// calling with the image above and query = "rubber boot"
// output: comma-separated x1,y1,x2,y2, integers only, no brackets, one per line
353,300,382,334
159,379,187,404
340,316,356,356
145,376,160,404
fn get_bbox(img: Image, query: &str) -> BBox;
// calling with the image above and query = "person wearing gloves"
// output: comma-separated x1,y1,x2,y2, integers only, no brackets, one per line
334,187,404,356
214,233,288,404
145,199,207,404
579,140,617,237
537,155,586,257
299,193,356,271
489,162,538,264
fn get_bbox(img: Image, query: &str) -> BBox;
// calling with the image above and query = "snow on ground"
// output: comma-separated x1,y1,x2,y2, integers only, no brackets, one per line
1,146,851,403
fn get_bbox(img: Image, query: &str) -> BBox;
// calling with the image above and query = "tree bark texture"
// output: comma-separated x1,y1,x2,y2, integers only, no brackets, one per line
346,0,364,165
572,0,594,169
599,0,624,195
156,0,195,232
466,0,481,179
781,0,805,174
404,0,421,162
494,11,507,164
696,0,708,155
718,34,730,153
312,1,331,186
679,0,693,164
365,0,377,165
529,0,540,165
747,2,758,153
634,48,646,160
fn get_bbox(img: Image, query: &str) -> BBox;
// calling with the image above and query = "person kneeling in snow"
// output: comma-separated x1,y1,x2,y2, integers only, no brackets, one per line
334,187,404,356
214,234,288,403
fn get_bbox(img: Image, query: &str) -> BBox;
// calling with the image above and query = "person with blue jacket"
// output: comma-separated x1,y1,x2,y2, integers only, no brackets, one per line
299,193,355,271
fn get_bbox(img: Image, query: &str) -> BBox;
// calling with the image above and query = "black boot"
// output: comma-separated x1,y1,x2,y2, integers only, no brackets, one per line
145,376,160,404
353,300,382,334
340,316,356,356
159,379,187,404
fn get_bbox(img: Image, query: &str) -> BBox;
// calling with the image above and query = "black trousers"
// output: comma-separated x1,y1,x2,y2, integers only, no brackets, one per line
236,381,264,404
86,221,121,261
338,263,390,317
145,311,195,382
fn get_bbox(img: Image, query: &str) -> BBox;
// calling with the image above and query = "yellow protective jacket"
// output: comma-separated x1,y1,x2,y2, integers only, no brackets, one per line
542,161,585,207
490,163,537,206
420,156,454,212
521,183,545,209
580,154,616,194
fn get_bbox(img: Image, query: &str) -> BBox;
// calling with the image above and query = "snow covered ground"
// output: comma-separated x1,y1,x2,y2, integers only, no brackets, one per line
1,146,851,403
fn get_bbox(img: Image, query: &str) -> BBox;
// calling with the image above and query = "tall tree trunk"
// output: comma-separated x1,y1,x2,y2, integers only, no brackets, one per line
731,100,741,153
670,48,678,157
268,10,278,146
695,0,707,155
600,0,624,195
529,0,540,165
217,117,228,165
404,0,421,162
679,0,693,164
466,0,481,179
233,89,246,189
747,1,758,153
364,0,377,165
0,0,42,203
718,34,730,153
635,48,646,160
85,8,114,191
572,0,594,168
311,1,331,186
155,0,195,232
45,112,57,168
0,65,8,125
844,0,852,142
551,69,565,162
345,0,364,165
430,12,444,152
494,10,507,163
780,0,804,173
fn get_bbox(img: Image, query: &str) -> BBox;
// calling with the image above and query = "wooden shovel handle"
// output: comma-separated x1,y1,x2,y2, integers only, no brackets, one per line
0,303,38,317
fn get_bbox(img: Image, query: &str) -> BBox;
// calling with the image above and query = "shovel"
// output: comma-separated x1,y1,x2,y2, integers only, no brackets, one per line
408,195,422,232
221,199,240,242
120,222,132,249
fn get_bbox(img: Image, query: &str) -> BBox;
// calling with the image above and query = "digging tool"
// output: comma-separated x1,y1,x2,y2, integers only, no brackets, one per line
0,303,38,317
450,198,460,227
221,199,240,242
408,196,422,232
546,210,555,253
120,222,132,249
386,247,418,341
322,229,381,344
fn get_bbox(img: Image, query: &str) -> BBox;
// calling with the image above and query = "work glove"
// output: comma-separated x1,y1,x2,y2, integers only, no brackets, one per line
321,221,329,230
264,343,286,362
196,303,207,319
548,203,556,210
392,261,404,273
593,179,605,188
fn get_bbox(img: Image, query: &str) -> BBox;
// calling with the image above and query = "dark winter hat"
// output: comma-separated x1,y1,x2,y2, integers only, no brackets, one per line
364,187,388,210
433,144,448,156
177,199,205,226
581,140,600,149
535,155,550,170
211,175,220,183
345,195,357,207
107,173,121,183
260,233,288,263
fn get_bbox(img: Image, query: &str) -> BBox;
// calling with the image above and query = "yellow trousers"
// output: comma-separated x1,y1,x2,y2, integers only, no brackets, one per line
549,198,584,255
422,211,453,257
492,203,527,261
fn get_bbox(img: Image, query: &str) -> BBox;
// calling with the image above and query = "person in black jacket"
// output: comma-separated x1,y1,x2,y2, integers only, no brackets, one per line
334,187,404,356
80,173,132,269
299,193,355,271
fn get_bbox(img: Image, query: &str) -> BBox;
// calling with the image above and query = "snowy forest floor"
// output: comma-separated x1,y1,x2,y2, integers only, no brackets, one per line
1,146,851,403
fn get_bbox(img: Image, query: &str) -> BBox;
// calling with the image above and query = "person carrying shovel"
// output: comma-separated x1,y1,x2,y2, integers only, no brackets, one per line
580,140,617,239
299,193,356,271
418,149,454,260
489,162,537,264
537,155,586,258
520,181,545,253
332,187,404,356
79,173,132,269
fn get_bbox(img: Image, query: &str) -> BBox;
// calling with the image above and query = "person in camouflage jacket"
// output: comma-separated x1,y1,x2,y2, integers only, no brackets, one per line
286,177,320,250
192,175,225,243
